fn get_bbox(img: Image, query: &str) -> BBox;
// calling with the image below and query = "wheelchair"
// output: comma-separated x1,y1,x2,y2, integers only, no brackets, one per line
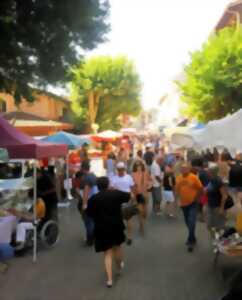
13,219,60,253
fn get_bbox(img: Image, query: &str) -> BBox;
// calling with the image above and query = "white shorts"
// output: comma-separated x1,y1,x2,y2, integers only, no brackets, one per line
162,191,175,203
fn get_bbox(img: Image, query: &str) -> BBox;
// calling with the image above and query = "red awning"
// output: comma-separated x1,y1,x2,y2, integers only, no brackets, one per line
0,115,67,159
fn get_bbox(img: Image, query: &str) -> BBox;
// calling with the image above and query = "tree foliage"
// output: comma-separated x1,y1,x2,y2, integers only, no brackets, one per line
70,55,142,131
177,26,242,122
0,0,110,103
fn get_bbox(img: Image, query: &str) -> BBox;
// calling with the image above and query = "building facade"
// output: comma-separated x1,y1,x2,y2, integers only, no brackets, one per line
0,91,73,136
216,0,242,31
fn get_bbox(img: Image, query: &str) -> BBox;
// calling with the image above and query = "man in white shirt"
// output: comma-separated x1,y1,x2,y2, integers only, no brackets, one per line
150,158,163,215
111,162,135,245
111,162,134,193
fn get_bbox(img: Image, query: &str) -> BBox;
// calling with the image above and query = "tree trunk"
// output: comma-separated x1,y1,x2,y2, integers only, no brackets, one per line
93,93,100,121
88,91,95,129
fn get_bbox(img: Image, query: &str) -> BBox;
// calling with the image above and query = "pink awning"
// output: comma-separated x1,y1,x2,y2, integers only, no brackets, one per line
0,115,67,159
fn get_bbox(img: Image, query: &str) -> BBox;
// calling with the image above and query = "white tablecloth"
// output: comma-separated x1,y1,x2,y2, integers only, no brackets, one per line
0,215,17,244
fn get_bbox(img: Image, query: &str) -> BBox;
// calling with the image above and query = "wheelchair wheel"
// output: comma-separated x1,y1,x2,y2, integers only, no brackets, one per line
40,220,59,248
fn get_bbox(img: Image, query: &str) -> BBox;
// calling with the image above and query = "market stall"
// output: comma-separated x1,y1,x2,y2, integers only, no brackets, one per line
170,109,242,156
42,131,91,199
91,130,123,143
120,128,137,135
192,109,242,155
0,148,15,247
42,131,91,148
0,115,67,262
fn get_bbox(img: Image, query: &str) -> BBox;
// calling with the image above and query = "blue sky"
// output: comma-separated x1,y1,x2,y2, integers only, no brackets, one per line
89,0,230,109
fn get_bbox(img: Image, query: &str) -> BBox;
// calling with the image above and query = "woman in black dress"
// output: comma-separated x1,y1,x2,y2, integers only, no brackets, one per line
87,176,130,288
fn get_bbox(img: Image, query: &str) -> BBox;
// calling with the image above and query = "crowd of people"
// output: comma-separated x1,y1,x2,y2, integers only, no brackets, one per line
67,139,242,291
1,137,242,298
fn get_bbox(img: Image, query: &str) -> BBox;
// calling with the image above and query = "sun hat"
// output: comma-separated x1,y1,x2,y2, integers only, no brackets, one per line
116,162,126,169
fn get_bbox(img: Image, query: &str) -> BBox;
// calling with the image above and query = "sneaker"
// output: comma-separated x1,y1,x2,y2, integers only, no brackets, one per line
187,245,194,252
120,261,124,269
0,262,8,273
126,239,132,246
106,280,113,288
85,239,94,247
186,239,197,246
117,261,124,276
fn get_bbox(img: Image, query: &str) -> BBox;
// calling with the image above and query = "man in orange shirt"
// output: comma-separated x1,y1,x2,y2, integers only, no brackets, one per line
176,164,203,252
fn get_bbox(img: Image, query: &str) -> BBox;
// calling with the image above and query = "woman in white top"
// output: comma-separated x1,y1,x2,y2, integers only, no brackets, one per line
111,162,135,245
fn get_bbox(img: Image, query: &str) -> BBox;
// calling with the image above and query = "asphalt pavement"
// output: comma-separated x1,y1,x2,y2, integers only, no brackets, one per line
2,200,241,300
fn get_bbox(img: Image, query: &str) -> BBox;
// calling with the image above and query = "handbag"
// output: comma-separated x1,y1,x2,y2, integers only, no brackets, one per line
122,202,139,220
224,195,234,210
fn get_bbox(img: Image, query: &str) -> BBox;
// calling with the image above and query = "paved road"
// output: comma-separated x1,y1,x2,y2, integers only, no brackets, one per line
1,202,241,300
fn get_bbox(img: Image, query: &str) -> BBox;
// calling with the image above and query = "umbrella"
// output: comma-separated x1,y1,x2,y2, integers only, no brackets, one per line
91,130,123,142
42,131,90,149
120,128,137,135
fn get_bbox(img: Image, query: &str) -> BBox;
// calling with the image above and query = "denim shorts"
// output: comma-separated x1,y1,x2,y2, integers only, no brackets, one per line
163,191,175,203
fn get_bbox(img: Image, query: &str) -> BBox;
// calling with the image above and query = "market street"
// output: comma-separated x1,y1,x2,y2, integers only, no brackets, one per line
1,201,238,300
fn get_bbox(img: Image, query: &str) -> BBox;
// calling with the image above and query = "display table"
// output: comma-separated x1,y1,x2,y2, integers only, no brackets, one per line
213,231,242,267
0,216,17,244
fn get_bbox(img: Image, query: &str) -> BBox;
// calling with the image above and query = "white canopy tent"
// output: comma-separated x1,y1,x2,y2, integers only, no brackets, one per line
170,109,242,156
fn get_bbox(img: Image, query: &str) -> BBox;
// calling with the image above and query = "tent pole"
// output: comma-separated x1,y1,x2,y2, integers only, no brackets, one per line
33,160,37,263
66,152,72,201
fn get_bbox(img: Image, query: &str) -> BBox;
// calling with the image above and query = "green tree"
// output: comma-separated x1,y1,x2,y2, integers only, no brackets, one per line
177,26,242,122
0,0,110,103
70,55,142,131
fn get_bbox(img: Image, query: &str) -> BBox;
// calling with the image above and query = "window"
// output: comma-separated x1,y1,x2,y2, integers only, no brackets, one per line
0,99,6,113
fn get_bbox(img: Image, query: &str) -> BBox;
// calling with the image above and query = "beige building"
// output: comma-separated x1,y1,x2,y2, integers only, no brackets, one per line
0,91,73,136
